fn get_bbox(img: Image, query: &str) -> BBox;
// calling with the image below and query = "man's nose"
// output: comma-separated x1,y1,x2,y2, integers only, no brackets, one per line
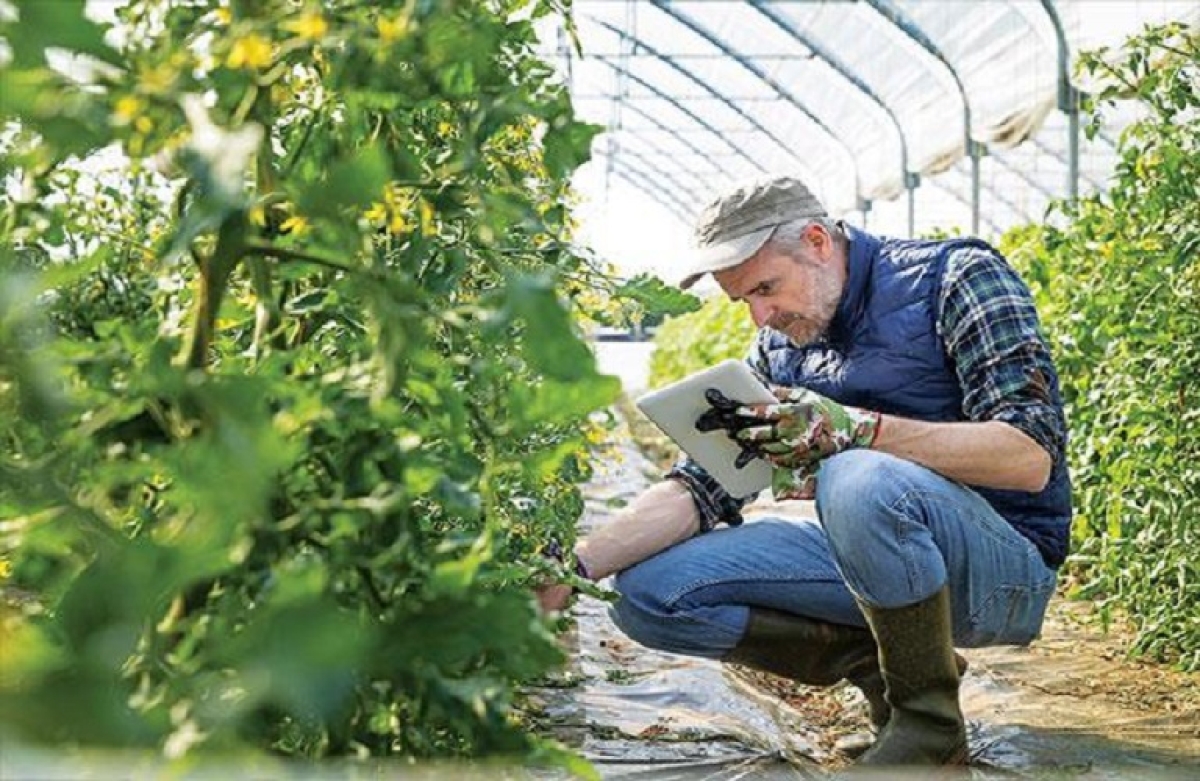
748,300,771,328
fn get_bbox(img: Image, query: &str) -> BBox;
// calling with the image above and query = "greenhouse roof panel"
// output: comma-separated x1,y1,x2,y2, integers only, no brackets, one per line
551,0,1199,239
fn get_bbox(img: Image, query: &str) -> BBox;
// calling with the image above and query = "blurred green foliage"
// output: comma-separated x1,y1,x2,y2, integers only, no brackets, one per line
0,0,623,772
647,294,755,389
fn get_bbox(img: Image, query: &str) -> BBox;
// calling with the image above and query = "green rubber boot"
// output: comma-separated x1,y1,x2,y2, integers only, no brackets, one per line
856,586,969,766
722,608,888,728
722,607,967,735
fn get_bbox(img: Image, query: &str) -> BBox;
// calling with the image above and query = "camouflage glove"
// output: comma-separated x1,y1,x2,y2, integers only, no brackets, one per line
693,389,822,501
696,386,880,470
772,463,819,501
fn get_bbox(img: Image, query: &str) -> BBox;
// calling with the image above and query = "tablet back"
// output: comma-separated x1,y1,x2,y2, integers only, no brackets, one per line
635,359,778,499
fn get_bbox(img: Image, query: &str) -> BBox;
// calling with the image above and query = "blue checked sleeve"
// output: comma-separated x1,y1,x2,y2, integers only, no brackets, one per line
937,247,1068,464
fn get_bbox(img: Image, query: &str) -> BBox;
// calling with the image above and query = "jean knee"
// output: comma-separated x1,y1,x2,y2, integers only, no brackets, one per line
609,557,745,658
816,450,911,542
609,564,675,647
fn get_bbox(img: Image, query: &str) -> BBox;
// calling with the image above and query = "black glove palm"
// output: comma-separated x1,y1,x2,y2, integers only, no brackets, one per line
694,388,764,469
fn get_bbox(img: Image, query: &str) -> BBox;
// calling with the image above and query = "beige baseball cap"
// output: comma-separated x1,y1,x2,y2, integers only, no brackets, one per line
679,176,828,289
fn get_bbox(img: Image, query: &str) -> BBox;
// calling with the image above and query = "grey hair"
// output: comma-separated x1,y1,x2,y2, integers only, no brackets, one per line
765,217,845,258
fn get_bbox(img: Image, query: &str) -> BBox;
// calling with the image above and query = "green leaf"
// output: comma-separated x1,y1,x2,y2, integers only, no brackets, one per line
221,599,372,720
504,274,595,382
429,543,488,596
298,144,391,222
0,69,109,157
523,375,620,429
616,274,702,318
6,0,123,69
541,114,601,180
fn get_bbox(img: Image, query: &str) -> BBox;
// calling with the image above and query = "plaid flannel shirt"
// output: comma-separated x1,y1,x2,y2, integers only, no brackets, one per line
667,244,1067,533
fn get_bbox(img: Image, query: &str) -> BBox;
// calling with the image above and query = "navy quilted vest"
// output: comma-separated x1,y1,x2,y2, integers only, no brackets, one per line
751,225,1073,567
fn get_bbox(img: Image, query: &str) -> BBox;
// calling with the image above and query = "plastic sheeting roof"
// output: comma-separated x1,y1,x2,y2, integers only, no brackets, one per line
547,1,1198,241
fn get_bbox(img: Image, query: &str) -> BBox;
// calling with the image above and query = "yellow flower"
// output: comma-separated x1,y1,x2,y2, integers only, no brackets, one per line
227,34,273,70
113,95,145,125
284,12,329,41
583,421,608,446
215,6,232,25
134,116,154,134
280,215,310,236
139,63,178,95
364,202,387,223
387,212,414,235
0,559,11,579
418,198,436,237
377,13,411,44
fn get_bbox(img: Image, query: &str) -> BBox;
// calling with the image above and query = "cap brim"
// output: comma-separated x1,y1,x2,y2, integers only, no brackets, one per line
678,225,775,289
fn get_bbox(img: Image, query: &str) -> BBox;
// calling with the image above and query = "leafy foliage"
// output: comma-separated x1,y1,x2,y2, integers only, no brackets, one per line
1000,23,1198,669
647,294,755,388
0,0,609,768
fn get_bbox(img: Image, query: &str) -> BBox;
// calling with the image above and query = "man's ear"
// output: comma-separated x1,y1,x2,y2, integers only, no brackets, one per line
804,223,834,261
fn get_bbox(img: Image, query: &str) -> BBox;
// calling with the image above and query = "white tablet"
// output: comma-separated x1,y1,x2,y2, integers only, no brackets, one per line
635,359,778,498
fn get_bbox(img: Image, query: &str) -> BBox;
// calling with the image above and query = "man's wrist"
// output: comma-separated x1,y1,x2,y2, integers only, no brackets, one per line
542,538,591,585
572,552,592,581
862,409,883,449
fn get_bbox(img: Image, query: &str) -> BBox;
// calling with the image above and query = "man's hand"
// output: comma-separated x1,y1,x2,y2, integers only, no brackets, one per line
738,385,880,468
697,386,880,470
771,464,819,501
534,582,574,615
694,388,769,469
533,538,590,617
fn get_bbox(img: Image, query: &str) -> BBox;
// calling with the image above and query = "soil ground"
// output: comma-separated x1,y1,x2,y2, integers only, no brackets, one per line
729,595,1200,773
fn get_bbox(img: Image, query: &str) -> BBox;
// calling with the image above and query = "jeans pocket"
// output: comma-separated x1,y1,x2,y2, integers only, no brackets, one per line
962,575,1056,647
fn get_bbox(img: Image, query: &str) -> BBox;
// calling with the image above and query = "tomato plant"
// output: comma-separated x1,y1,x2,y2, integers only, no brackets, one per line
1001,23,1198,670
0,0,626,768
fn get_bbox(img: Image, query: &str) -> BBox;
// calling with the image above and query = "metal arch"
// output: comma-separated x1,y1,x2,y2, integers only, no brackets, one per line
1024,136,1105,192
575,92,790,103
861,0,984,235
612,170,694,226
587,54,769,176
609,162,697,226
588,18,829,189
582,71,746,178
746,0,916,236
922,180,1003,236
618,145,715,202
603,0,637,195
861,0,971,150
615,132,720,184
867,1,1086,210
942,162,1035,228
609,157,696,219
617,155,710,219
1038,0,1081,203
631,4,862,200
981,148,1059,205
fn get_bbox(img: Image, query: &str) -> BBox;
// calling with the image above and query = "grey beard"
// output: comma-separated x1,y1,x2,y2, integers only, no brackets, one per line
770,312,827,347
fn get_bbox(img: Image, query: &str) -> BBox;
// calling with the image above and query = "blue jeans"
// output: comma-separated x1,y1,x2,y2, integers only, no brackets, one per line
611,450,1059,658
